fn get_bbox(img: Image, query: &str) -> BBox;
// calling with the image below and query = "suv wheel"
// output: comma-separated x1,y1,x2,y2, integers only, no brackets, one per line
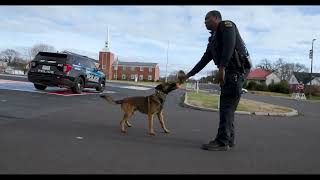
71,77,84,94
96,79,105,92
34,84,47,90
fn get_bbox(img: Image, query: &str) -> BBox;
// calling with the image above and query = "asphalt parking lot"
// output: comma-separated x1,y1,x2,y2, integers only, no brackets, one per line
1,75,320,174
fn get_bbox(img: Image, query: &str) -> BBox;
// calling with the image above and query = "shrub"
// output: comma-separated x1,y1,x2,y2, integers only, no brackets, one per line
255,84,268,91
268,81,290,94
246,81,257,90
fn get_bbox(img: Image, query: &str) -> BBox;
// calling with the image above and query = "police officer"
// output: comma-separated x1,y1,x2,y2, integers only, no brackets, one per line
185,10,250,151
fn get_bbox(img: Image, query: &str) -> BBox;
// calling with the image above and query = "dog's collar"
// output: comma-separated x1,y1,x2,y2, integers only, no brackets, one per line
155,90,167,98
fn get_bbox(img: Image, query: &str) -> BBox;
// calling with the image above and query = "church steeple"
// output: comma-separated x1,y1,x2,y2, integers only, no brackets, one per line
102,27,110,52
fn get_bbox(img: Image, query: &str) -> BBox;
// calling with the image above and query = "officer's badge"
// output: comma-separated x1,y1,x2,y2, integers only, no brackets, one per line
224,21,233,27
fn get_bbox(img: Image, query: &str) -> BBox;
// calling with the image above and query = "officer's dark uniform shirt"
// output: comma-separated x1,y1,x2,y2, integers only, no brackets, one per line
187,20,247,78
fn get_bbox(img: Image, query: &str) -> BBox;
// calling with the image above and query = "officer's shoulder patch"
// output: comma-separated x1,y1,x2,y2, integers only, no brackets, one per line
224,21,233,28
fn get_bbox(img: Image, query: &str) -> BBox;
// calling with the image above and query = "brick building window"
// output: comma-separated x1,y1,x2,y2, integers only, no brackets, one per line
131,74,135,80
114,66,118,70
131,66,135,71
140,67,144,71
148,75,152,80
123,66,126,71
122,74,126,80
114,74,118,79
149,67,152,72
139,75,143,80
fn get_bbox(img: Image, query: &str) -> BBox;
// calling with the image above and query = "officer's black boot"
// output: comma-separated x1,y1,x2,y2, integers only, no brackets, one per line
229,132,235,148
201,140,230,151
229,142,235,148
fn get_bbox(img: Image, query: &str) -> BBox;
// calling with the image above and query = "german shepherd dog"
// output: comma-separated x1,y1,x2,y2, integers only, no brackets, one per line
100,82,182,135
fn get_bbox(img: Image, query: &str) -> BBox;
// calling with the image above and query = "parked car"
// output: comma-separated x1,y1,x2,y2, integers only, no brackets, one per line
241,88,248,94
27,51,106,93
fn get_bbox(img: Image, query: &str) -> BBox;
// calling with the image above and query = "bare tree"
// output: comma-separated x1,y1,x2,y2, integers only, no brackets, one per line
280,63,294,81
0,49,19,63
256,59,275,72
294,63,308,72
29,43,56,60
11,56,28,74
273,59,309,81
273,58,286,80
273,58,284,71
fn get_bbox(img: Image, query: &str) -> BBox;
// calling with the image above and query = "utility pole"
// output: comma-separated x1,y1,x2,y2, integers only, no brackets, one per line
165,41,169,83
116,56,118,80
309,39,316,98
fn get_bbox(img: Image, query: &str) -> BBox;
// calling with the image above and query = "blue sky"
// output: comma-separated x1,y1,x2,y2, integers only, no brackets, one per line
1,6,320,79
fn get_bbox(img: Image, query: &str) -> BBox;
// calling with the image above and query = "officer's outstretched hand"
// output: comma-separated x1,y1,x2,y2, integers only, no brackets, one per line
176,83,183,89
177,70,188,84
218,66,225,86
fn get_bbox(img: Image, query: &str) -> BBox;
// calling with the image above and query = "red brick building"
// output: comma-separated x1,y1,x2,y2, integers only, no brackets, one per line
99,51,160,82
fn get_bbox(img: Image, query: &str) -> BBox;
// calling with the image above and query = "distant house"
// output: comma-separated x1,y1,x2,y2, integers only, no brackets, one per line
99,51,160,82
247,68,281,86
111,61,159,81
4,66,24,75
289,72,320,87
311,76,320,86
0,61,8,73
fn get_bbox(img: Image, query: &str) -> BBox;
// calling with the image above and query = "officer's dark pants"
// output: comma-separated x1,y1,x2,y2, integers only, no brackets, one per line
215,72,244,146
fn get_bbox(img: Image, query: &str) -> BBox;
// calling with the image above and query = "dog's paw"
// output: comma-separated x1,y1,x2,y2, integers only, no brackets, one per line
149,132,156,136
121,130,127,133
164,129,171,134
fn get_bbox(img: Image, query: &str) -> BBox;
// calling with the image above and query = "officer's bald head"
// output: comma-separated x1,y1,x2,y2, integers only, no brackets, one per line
205,10,222,31
206,10,222,20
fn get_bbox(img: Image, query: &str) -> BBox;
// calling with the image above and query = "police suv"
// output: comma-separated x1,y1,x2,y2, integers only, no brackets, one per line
27,51,106,94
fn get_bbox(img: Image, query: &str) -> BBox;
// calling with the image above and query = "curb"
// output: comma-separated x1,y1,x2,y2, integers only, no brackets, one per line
183,92,298,117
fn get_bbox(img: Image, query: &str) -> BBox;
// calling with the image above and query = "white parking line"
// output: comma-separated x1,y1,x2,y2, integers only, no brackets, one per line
0,79,153,95
0,79,117,95
0,74,27,78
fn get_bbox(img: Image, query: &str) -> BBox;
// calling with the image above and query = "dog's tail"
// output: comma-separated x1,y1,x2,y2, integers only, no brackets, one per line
100,94,123,105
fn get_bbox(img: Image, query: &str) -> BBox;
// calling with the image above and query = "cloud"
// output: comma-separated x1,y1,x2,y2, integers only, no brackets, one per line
1,6,320,78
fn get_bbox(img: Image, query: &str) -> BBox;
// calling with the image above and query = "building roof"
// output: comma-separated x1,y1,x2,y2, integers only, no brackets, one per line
247,69,272,80
293,72,320,84
112,61,158,67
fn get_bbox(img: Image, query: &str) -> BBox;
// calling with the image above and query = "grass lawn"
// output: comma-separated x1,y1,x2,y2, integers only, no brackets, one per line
249,90,291,97
186,91,220,109
186,91,292,113
307,95,320,101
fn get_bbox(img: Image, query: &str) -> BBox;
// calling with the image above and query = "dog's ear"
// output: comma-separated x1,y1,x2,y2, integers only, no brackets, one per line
155,83,164,91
